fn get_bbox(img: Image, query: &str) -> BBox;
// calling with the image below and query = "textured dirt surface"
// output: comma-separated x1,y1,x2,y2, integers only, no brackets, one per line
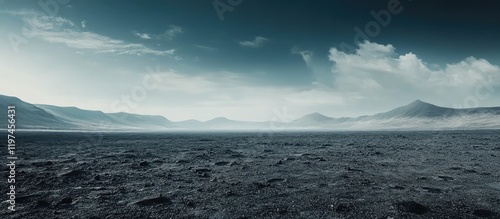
1,131,500,218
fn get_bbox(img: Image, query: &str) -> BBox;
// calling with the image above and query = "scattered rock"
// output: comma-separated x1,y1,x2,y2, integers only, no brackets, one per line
32,161,54,167
214,161,230,166
61,158,77,163
253,182,270,189
267,178,286,184
136,195,171,206
389,185,405,190
199,172,210,178
346,167,364,172
152,159,164,164
276,207,287,214
184,200,196,208
175,159,189,164
139,161,149,167
194,168,211,173
58,197,73,205
334,203,353,212
396,201,428,214
473,209,494,218
421,187,442,193
230,153,245,158
437,175,454,181
60,169,87,178
225,191,236,197
36,200,50,207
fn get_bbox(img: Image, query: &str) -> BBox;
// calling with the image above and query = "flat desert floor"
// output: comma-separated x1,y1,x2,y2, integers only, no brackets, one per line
1,131,500,218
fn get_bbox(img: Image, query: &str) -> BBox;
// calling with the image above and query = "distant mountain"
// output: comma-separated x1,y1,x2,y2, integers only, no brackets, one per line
1,94,500,131
0,95,73,129
373,100,457,119
288,100,500,130
36,105,119,129
35,104,172,130
290,112,337,128
107,113,172,129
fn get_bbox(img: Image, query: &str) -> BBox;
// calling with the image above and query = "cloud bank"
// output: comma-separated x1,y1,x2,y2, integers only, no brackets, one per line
239,36,269,48
328,41,500,107
8,10,175,56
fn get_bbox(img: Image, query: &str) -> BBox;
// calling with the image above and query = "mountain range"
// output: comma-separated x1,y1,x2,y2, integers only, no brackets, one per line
1,94,499,131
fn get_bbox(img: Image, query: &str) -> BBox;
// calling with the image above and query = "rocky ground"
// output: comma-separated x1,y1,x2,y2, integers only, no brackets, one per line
1,130,500,219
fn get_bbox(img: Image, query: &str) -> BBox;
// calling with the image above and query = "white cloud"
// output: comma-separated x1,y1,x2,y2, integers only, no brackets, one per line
133,31,152,39
131,25,182,40
162,25,183,40
328,41,500,107
291,46,313,65
239,36,269,48
81,20,86,28
9,10,174,56
194,44,217,51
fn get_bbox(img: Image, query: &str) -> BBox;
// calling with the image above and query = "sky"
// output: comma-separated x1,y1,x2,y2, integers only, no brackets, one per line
1,0,500,122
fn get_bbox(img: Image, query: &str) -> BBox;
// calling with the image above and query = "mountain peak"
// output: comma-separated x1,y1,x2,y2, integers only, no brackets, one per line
406,99,437,108
409,99,427,105
305,112,328,118
206,117,232,122
295,112,333,122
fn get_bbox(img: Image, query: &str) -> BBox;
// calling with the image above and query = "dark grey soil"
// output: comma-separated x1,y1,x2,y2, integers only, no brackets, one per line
1,131,500,219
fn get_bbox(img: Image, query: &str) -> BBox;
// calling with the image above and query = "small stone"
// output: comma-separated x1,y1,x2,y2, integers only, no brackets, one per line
276,207,287,214
473,209,494,218
135,195,171,206
184,200,195,208
396,201,428,214
335,203,352,212
36,200,50,207
58,197,73,205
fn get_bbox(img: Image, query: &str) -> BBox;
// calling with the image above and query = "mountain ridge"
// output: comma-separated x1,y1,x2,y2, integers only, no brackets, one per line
1,94,500,131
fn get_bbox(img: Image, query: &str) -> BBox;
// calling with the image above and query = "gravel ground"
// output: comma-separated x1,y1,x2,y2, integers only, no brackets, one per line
1,130,500,219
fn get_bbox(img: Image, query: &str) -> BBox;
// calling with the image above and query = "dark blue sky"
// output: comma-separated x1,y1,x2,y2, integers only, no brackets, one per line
1,0,500,121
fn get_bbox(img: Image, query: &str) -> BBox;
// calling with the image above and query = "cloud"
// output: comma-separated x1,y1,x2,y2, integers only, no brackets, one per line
291,46,313,66
133,31,152,39
131,25,182,40
81,20,86,28
239,36,269,48
194,44,217,51
328,41,500,106
161,25,183,40
8,10,175,56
